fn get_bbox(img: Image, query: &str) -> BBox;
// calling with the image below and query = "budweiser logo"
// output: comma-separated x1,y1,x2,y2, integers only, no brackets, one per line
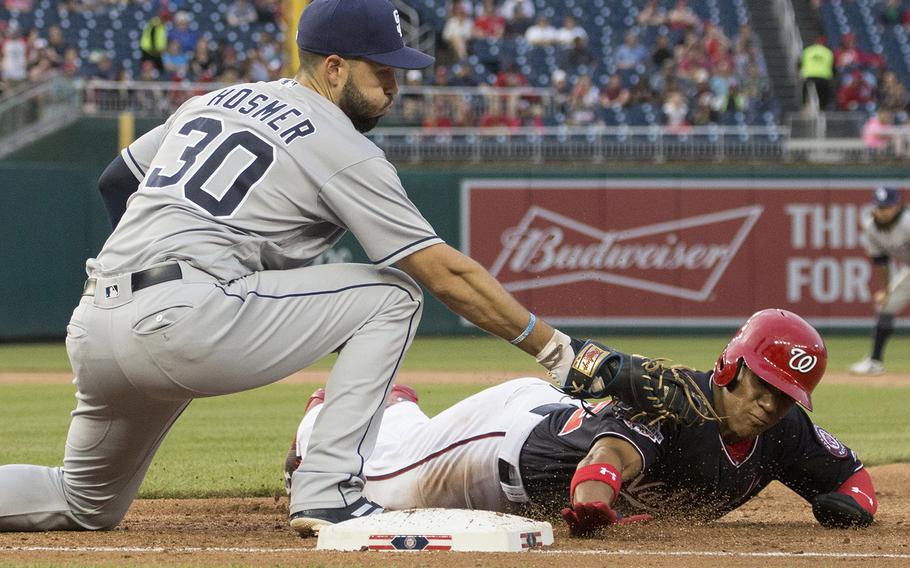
488,205,763,301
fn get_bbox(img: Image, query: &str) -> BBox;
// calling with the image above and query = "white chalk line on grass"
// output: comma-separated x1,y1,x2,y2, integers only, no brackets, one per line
1,546,909,559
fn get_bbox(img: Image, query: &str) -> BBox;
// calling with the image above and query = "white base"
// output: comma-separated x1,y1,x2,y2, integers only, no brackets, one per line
315,508,554,552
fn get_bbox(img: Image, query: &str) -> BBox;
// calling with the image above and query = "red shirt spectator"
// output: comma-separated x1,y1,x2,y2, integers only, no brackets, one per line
473,0,505,40
834,33,864,69
837,70,875,110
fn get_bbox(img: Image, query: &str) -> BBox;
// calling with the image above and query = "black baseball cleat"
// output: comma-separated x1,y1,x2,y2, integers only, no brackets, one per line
289,496,384,537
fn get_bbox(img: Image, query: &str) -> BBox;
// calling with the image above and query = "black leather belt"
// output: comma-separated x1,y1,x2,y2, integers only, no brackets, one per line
82,264,183,297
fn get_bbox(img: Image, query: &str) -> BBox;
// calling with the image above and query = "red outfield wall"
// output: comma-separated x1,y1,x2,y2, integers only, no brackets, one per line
462,179,909,328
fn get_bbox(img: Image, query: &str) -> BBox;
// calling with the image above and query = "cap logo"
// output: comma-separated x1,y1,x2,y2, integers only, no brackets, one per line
393,9,402,38
876,187,888,202
788,347,817,373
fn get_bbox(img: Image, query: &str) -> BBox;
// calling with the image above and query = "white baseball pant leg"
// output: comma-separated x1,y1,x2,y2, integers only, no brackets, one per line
0,261,422,530
296,378,572,512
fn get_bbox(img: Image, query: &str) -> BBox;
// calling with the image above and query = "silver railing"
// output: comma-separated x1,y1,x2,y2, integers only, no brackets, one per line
370,125,788,163
0,77,81,157
771,0,804,103
0,79,905,163
76,80,559,125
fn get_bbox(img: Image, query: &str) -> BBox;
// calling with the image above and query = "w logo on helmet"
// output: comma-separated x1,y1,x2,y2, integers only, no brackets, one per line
788,347,818,373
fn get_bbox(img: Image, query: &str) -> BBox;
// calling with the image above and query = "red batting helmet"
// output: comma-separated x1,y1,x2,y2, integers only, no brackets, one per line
713,309,826,411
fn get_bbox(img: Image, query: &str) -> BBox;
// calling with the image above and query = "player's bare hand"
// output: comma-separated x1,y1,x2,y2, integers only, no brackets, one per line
560,501,651,536
873,289,889,307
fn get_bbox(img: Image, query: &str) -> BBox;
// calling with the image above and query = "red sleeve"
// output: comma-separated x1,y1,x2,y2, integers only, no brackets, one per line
835,469,877,515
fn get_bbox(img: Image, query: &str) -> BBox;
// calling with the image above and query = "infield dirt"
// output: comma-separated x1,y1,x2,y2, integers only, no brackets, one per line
0,371,907,566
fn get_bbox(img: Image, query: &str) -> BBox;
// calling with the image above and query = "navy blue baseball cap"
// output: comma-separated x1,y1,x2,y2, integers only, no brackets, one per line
873,186,902,207
296,0,435,70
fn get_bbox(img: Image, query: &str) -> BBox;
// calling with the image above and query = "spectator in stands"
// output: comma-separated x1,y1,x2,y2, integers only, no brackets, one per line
27,39,58,83
709,59,736,111
480,96,520,128
879,70,909,113
637,0,667,28
61,47,81,78
213,42,244,82
799,35,834,110
615,31,648,71
662,90,690,133
245,47,269,82
555,15,587,48
862,110,901,154
599,73,630,109
161,38,190,79
668,0,700,32
257,31,282,68
560,35,593,71
46,25,68,61
504,2,533,38
28,29,60,69
442,3,472,61
140,10,169,72
253,0,281,24
423,97,452,128
689,91,718,126
494,61,529,88
499,0,534,21
432,64,450,86
650,59,679,100
473,0,505,40
189,38,215,81
567,74,599,126
837,68,875,111
551,68,571,118
524,15,557,47
703,22,731,69
675,39,709,82
227,0,258,27
740,61,771,111
651,35,674,69
449,62,479,87
168,11,198,55
880,0,903,26
5,0,32,10
451,98,476,127
628,75,657,107
1,22,28,89
89,51,118,81
834,32,864,71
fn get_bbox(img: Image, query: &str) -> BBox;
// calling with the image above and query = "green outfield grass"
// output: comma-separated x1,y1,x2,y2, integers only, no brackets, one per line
0,336,908,499
2,334,910,373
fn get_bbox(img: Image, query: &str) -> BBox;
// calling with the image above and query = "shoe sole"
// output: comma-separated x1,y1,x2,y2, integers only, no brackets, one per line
289,516,332,537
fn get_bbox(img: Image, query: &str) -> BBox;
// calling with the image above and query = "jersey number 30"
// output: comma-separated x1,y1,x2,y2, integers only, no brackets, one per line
146,116,275,217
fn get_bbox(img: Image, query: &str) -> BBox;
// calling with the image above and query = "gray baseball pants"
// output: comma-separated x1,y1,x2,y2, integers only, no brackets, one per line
0,261,422,530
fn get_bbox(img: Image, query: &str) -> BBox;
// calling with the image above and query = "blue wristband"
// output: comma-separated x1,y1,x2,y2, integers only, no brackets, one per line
510,313,537,345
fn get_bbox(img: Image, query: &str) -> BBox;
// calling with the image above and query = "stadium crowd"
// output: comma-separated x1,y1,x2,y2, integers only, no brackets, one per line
0,0,285,97
1,0,910,133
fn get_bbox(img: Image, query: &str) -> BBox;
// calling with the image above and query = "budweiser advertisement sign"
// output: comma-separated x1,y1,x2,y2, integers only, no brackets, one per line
461,179,908,326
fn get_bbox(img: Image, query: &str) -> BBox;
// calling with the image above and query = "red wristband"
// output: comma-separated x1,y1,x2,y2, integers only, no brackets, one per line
570,463,621,503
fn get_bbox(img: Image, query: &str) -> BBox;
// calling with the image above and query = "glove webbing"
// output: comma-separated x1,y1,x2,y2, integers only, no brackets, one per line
628,358,722,426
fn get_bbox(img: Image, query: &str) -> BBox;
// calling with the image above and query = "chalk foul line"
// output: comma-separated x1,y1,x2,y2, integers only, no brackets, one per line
1,546,909,558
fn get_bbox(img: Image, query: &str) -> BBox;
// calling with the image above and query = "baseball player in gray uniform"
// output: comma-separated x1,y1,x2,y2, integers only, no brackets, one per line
850,187,910,375
0,0,679,537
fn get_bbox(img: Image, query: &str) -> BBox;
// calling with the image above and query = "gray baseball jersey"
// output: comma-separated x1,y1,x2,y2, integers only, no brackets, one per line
861,208,910,314
0,79,442,531
99,79,440,278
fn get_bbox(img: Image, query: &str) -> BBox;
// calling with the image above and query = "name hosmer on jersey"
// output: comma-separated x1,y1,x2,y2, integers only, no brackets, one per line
206,82,316,146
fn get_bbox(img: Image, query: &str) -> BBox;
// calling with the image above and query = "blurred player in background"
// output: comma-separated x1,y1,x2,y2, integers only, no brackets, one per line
850,187,909,375
289,309,877,535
